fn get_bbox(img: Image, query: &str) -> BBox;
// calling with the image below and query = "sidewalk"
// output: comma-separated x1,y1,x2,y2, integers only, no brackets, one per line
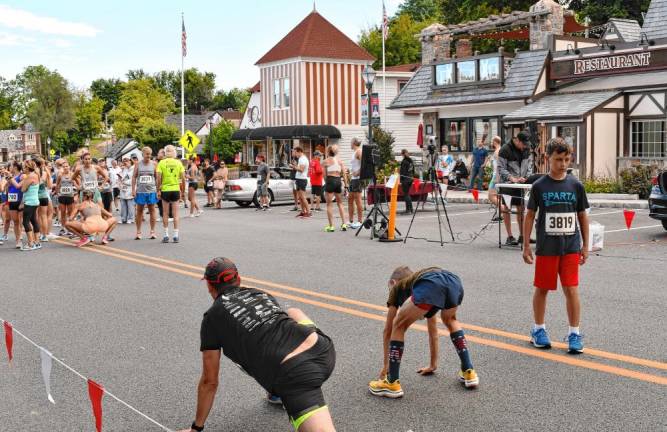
444,189,648,209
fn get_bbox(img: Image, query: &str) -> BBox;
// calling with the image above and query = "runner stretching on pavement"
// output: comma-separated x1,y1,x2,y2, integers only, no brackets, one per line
66,189,117,247
179,257,337,432
156,145,185,243
523,137,589,354
377,266,439,379
369,267,479,398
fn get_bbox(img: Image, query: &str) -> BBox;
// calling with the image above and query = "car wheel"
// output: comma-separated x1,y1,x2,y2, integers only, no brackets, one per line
235,201,252,207
253,191,274,208
662,220,667,230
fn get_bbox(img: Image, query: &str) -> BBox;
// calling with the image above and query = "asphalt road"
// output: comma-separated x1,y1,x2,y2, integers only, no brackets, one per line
1,198,666,431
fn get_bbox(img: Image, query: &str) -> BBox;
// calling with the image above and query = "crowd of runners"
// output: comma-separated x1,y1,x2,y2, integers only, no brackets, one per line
0,144,208,250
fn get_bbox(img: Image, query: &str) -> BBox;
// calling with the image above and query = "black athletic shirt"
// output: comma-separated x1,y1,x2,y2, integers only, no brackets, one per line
200,287,314,391
204,166,215,182
528,174,589,256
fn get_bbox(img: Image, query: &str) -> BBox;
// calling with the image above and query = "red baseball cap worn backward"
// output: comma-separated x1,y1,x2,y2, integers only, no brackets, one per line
202,257,241,287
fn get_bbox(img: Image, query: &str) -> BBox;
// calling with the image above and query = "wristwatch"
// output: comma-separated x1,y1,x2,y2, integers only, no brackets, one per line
191,422,204,431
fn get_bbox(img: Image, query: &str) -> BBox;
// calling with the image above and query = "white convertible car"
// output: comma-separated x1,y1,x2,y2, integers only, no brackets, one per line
223,169,312,208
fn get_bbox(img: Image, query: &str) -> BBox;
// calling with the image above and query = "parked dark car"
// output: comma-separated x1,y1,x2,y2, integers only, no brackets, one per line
648,170,667,230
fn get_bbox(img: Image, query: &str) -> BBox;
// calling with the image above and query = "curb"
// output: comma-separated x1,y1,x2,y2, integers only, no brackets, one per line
446,196,648,209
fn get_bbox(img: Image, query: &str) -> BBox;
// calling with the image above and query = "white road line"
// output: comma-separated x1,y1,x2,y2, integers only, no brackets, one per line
605,225,663,234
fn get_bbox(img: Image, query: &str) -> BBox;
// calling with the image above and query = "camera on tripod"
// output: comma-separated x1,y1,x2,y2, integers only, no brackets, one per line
426,136,437,155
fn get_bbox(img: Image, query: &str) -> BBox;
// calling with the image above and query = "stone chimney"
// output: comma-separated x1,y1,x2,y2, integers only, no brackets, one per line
456,39,473,58
420,24,451,64
529,0,564,51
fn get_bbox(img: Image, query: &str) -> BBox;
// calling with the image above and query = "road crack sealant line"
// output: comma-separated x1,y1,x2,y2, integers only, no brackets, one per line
0,318,174,432
53,239,667,384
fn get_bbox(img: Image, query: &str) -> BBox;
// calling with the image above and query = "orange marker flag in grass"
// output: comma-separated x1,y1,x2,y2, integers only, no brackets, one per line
3,321,12,362
623,209,636,230
88,379,105,432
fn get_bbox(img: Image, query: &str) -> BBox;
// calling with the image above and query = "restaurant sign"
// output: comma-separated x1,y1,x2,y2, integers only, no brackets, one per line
551,47,667,80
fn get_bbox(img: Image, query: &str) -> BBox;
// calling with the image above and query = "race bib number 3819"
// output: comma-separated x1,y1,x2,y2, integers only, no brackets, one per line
545,212,576,236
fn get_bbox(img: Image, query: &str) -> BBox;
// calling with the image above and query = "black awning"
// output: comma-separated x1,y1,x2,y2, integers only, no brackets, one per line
231,125,342,141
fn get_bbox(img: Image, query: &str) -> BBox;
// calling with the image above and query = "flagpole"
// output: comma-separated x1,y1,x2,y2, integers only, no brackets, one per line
381,1,386,128
181,12,185,136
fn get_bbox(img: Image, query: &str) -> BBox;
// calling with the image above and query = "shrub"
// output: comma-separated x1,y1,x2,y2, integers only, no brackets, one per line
583,177,621,194
619,165,656,199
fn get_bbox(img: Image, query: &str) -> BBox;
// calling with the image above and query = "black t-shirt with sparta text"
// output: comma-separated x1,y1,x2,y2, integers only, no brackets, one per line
527,174,589,256
200,287,315,391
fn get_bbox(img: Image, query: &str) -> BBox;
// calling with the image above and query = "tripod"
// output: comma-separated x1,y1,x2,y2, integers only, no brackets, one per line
355,174,401,240
403,151,454,246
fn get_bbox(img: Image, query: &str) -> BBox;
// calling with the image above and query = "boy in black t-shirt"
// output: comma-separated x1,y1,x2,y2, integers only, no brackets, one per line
523,138,589,354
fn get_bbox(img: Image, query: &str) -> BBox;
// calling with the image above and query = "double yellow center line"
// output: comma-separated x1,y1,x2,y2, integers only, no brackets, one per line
53,239,667,386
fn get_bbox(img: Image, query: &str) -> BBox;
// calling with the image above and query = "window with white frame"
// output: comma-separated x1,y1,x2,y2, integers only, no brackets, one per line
283,79,290,108
631,120,666,158
273,79,281,108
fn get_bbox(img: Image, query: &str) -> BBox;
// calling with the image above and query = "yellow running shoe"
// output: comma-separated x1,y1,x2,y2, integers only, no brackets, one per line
458,369,479,388
368,378,404,398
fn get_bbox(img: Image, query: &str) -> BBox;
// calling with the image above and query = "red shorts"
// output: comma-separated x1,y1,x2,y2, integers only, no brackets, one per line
534,254,580,290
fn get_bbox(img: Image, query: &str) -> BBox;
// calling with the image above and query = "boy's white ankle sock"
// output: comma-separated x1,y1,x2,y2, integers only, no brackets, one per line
533,323,546,331
568,326,580,335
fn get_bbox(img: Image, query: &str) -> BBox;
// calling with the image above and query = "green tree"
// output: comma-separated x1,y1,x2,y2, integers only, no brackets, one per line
90,78,123,119
359,14,433,69
0,77,14,129
180,68,216,114
74,93,104,139
26,69,75,148
204,120,241,161
112,78,175,141
126,69,150,81
398,0,443,22
9,65,51,123
372,126,396,169
568,0,650,26
136,119,179,152
211,87,251,111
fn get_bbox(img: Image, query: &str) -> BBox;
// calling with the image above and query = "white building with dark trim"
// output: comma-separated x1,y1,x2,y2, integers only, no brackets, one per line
391,0,667,178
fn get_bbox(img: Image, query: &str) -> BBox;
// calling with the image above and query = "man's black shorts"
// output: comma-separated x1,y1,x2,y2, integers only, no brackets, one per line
295,179,308,192
348,179,361,193
113,187,121,199
272,330,336,421
498,186,525,207
311,185,323,197
161,191,181,202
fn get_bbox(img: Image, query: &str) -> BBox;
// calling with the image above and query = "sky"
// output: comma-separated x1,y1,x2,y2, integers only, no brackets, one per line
0,0,403,91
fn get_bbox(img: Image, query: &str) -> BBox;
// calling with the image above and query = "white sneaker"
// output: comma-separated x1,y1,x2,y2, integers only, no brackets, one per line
168,218,174,222
46,233,58,240
188,214,195,218
196,210,203,217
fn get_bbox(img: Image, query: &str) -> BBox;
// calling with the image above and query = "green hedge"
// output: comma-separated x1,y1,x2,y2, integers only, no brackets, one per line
583,177,621,194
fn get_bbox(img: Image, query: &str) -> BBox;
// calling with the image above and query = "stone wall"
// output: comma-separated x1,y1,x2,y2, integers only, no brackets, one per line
529,0,564,51
456,39,473,58
420,24,450,64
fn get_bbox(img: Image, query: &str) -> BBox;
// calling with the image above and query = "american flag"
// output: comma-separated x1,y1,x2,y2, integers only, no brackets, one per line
181,16,187,57
382,1,388,41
